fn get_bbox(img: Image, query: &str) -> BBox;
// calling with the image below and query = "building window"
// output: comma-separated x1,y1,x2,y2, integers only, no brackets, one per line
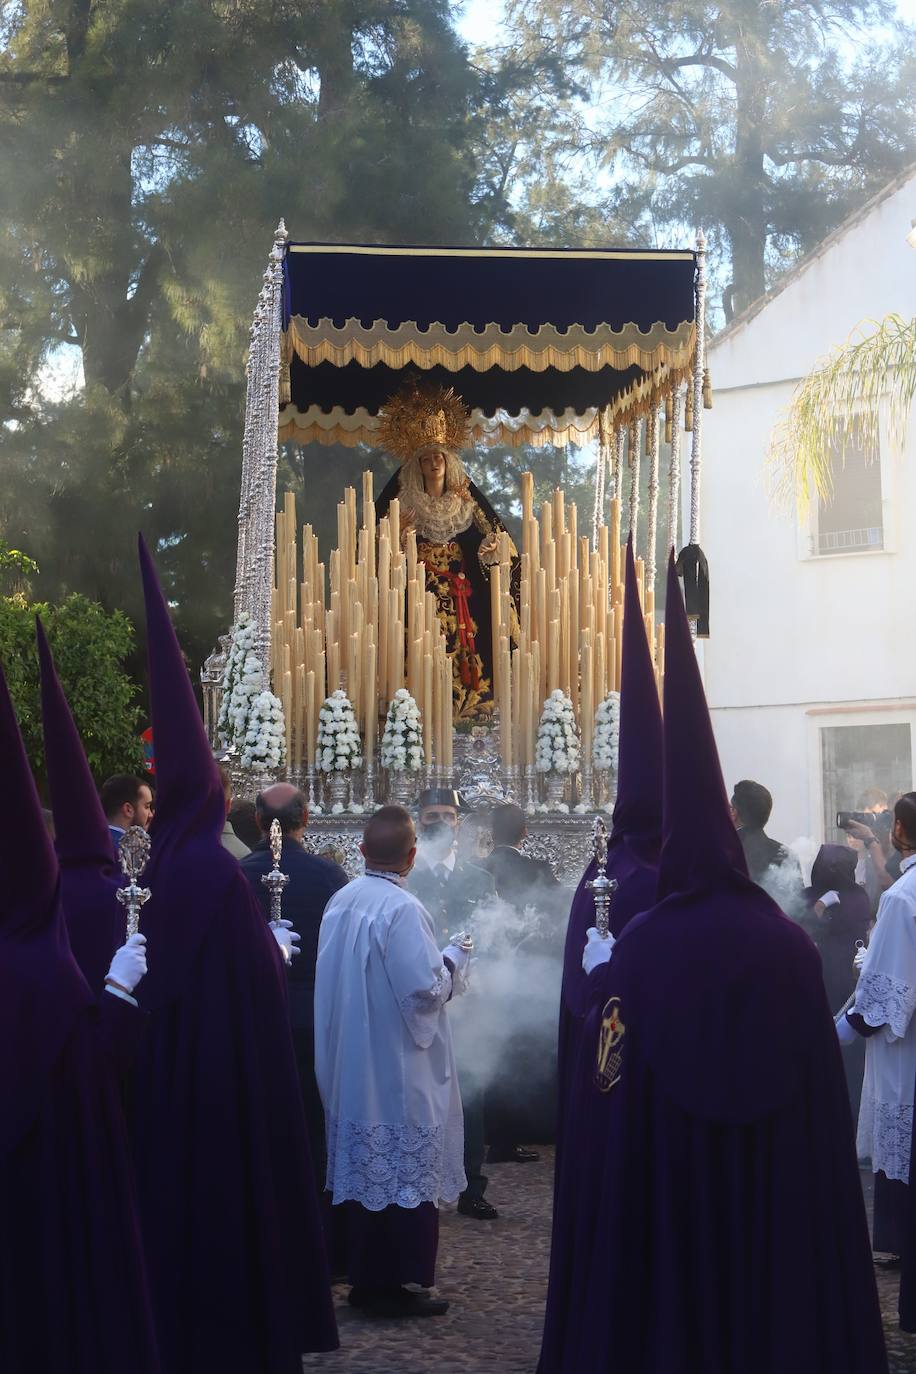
811,430,883,556
820,722,912,839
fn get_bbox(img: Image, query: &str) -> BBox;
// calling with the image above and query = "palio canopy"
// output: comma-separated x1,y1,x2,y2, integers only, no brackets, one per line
279,242,698,449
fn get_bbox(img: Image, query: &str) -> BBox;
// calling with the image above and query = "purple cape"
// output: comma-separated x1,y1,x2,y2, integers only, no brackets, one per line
37,617,126,994
0,656,159,1372
538,555,886,1373
128,536,337,1372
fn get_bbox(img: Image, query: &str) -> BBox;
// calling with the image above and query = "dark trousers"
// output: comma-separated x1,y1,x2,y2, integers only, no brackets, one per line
291,1023,326,1196
335,1201,439,1291
874,1171,909,1255
460,1084,488,1201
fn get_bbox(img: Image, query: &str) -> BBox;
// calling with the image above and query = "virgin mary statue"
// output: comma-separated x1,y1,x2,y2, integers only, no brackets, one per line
374,381,519,722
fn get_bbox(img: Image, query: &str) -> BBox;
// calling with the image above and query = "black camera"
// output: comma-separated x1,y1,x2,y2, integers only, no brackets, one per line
837,809,892,835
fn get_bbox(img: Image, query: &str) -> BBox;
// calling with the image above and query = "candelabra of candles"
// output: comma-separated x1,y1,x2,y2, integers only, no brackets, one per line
116,825,152,939
585,816,618,939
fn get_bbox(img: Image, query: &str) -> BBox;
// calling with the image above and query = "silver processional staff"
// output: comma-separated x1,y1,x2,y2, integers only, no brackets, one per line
261,818,290,926
586,816,618,939
116,824,152,939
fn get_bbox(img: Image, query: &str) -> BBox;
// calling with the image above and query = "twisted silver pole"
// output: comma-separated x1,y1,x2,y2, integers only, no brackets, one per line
689,230,708,546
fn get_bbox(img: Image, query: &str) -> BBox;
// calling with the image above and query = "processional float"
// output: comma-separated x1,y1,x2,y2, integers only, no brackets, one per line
203,228,710,878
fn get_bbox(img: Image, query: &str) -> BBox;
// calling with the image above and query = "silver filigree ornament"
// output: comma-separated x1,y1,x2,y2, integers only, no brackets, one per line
261,818,291,926
116,825,152,939
585,816,618,940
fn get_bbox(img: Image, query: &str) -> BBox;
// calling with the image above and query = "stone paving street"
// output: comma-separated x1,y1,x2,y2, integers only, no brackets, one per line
304,1151,916,1374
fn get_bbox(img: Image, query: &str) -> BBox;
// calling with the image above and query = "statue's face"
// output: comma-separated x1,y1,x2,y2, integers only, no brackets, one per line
418,447,447,492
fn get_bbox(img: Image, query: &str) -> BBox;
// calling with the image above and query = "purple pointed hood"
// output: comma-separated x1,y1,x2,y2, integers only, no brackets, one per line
656,551,748,899
136,535,241,1009
36,617,125,992
0,655,92,1155
611,535,663,862
561,542,661,1017
610,553,824,1124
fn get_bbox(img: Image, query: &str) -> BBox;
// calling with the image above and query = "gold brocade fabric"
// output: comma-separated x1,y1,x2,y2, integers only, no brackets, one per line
417,539,493,722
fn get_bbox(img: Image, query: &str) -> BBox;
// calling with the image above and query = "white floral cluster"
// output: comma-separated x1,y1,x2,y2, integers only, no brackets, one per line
535,690,581,774
380,688,425,772
317,690,362,772
241,690,286,771
217,614,286,770
593,691,621,772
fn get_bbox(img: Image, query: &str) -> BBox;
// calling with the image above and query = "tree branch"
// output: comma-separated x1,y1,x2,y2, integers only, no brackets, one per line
660,52,737,81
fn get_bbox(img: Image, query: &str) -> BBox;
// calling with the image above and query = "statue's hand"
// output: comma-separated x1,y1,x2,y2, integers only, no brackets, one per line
478,531,500,566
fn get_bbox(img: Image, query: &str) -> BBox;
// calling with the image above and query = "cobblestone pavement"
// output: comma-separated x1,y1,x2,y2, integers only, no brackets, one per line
303,1152,916,1373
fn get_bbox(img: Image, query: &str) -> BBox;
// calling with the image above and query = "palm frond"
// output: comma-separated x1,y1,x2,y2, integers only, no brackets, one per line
767,314,916,511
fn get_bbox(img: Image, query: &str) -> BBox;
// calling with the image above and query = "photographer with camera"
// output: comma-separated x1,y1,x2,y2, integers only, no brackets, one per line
839,789,898,905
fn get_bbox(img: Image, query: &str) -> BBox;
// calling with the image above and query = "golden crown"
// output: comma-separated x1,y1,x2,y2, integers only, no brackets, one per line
375,381,470,464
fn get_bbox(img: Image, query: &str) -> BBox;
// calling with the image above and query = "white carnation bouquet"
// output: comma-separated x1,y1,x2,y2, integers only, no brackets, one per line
593,691,621,772
380,688,425,772
317,690,362,772
218,613,286,770
535,690,581,774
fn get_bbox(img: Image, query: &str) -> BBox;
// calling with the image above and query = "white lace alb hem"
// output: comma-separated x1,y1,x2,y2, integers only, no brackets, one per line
857,1095,914,1183
855,969,916,1042
326,1117,467,1210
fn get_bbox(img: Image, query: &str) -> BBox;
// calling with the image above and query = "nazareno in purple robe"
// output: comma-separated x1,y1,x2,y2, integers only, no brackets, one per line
37,616,127,994
538,554,887,1374
127,536,337,1373
541,536,663,1373
0,656,160,1374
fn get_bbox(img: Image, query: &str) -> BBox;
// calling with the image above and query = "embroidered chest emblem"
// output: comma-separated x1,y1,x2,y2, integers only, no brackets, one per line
596,996,625,1093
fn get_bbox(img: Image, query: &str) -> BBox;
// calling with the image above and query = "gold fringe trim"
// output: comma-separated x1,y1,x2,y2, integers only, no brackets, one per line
277,404,602,451
284,316,696,376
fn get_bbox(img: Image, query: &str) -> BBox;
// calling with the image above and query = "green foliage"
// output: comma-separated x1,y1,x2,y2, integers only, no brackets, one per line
496,0,916,316
769,314,916,511
0,593,145,784
0,0,484,676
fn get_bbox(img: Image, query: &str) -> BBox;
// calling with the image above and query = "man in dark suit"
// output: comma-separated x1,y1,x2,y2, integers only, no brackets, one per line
483,803,559,909
241,783,347,1191
731,779,803,902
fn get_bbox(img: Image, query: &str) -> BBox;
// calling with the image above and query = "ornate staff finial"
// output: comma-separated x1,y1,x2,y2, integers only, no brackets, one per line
116,825,152,939
586,815,617,939
261,818,290,927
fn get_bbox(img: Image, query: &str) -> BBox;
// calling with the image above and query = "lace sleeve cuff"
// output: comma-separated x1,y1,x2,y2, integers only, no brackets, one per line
399,966,453,1047
854,969,916,1042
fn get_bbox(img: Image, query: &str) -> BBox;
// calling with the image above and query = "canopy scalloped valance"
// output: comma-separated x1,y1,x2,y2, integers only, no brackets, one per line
279,242,700,449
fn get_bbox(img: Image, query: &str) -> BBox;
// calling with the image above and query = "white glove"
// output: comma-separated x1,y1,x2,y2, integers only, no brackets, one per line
271,918,301,964
853,943,867,972
820,890,841,909
442,943,471,975
582,926,615,975
836,1012,859,1046
106,933,148,993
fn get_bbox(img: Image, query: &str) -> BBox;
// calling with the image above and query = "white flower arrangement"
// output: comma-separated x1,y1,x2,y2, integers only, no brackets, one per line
380,688,425,772
535,690,581,775
316,690,362,772
593,691,621,773
218,614,286,770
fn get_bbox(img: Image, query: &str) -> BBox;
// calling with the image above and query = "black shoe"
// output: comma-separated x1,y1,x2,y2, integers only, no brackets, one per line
874,1254,902,1270
457,1195,499,1220
486,1145,540,1164
349,1286,449,1318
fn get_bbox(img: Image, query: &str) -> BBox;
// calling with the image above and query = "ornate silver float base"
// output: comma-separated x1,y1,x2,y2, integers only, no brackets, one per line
299,811,604,884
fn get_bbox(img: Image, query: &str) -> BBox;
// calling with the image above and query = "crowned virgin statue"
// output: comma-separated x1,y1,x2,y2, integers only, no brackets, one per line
375,382,519,721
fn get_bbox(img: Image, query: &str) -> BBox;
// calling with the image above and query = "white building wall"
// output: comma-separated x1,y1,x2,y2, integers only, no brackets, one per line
702,175,916,846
